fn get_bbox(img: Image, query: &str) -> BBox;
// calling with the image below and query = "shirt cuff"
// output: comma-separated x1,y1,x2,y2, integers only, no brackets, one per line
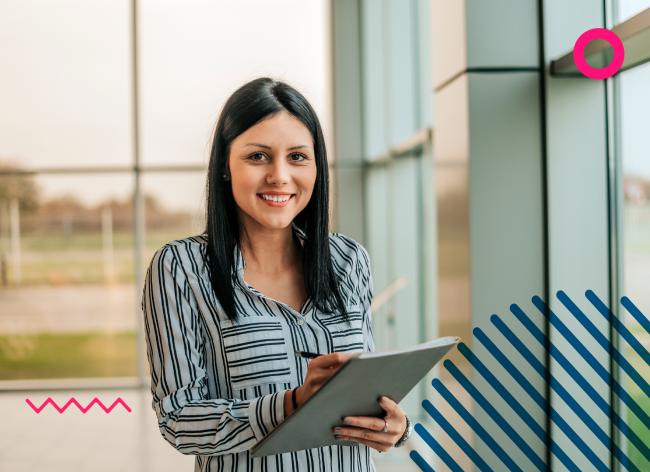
248,389,288,442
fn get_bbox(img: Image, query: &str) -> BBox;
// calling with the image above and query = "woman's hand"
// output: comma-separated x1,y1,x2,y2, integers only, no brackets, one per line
297,352,352,405
332,395,407,453
285,353,352,416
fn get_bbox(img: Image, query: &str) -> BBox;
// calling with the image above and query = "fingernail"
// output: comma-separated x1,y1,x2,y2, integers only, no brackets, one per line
333,427,342,433
342,417,351,424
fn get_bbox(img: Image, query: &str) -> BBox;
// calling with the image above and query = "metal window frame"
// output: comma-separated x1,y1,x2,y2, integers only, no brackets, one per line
330,127,433,169
549,2,650,470
551,7,650,76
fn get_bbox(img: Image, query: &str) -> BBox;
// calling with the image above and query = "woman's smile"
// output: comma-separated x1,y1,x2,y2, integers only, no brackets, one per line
257,193,295,207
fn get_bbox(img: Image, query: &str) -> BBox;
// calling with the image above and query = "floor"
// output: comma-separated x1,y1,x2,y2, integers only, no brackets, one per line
0,387,423,472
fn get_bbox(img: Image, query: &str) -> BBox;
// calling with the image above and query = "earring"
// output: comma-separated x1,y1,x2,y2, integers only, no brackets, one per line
222,173,229,181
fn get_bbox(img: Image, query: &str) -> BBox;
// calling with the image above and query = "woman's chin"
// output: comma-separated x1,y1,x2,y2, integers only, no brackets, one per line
252,216,295,231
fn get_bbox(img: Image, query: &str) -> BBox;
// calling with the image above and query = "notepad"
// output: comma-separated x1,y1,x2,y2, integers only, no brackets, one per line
251,336,460,457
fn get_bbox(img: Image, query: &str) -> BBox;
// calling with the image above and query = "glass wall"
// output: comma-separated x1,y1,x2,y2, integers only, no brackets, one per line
0,172,138,380
0,0,330,384
615,2,650,469
0,0,136,381
333,0,435,422
335,1,649,470
617,50,650,472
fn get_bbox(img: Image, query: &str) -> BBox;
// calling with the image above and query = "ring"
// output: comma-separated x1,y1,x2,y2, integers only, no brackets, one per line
382,418,388,433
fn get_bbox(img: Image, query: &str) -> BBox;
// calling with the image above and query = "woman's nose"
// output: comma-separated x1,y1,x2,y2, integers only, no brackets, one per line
266,158,290,185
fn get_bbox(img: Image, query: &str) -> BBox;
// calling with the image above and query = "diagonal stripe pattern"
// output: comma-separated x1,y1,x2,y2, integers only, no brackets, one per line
411,291,650,471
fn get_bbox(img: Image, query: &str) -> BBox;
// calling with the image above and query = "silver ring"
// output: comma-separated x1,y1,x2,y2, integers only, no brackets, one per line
382,418,388,433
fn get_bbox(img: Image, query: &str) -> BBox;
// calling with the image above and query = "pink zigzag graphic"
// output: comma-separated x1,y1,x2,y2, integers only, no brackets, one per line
25,396,132,414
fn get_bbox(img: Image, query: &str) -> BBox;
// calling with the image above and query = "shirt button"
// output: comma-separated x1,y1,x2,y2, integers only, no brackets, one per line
297,318,305,326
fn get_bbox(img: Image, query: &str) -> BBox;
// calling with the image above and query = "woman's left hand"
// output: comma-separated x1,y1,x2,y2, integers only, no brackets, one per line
332,395,407,453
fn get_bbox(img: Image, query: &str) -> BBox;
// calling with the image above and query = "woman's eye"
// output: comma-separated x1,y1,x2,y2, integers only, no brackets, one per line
248,152,267,161
290,152,307,162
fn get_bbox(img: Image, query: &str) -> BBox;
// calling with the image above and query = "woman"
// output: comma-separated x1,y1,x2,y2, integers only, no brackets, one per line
141,77,412,472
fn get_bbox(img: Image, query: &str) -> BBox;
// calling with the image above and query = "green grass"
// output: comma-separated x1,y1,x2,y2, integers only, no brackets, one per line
4,228,194,285
23,230,137,251
628,391,650,469
0,331,137,380
22,228,186,254
622,344,650,470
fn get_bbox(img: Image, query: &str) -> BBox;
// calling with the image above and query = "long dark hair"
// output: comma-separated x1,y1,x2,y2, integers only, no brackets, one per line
203,77,348,321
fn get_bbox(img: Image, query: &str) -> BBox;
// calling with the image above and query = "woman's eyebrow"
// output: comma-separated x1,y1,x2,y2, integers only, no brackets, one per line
244,142,311,150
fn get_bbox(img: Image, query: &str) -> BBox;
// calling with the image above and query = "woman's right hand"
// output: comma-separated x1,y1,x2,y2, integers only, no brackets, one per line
295,352,353,408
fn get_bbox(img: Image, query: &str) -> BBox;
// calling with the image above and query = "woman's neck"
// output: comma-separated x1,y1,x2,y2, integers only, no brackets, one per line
239,223,302,275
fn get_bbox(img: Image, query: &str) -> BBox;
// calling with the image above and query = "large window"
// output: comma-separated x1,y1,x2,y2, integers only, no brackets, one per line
0,0,330,384
615,2,650,469
617,60,650,471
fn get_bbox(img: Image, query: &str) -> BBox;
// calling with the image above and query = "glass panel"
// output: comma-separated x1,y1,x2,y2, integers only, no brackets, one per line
618,0,650,22
0,173,136,380
618,61,650,470
142,171,207,263
139,0,331,166
0,1,132,169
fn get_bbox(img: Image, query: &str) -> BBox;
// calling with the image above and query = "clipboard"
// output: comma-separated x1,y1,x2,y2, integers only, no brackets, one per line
251,336,460,457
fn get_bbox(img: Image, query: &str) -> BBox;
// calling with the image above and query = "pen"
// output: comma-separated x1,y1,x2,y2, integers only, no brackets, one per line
295,350,323,359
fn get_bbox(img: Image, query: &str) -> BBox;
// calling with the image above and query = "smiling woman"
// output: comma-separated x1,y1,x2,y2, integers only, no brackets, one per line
141,78,410,472
204,78,345,323
229,111,318,237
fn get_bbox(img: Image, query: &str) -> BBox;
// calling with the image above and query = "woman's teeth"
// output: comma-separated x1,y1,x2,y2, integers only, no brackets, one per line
259,194,292,202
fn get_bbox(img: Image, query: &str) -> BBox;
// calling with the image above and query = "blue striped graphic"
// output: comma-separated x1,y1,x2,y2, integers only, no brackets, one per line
441,360,548,471
473,329,610,472
408,450,436,472
510,302,650,429
491,314,650,460
422,399,495,472
411,291,649,472
431,378,523,472
586,290,650,366
478,321,638,471
545,293,650,397
413,423,463,472
621,296,650,333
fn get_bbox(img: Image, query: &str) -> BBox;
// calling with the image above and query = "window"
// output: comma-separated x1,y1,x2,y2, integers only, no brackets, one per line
0,0,330,386
617,59,650,471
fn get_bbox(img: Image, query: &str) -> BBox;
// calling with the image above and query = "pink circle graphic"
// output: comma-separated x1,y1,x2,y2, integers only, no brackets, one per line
573,28,625,79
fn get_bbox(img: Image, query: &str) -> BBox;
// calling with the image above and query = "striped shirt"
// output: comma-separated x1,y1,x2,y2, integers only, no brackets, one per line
141,222,376,472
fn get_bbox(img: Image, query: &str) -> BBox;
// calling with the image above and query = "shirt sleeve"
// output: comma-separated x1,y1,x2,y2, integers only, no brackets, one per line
356,243,375,353
141,244,288,456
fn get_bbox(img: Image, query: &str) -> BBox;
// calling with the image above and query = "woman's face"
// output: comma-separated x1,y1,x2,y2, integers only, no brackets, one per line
228,110,317,233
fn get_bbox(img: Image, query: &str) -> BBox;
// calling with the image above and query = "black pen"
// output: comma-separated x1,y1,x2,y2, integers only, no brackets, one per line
295,350,323,359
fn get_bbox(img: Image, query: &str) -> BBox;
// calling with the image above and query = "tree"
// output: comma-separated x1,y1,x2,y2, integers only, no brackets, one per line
0,159,41,214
